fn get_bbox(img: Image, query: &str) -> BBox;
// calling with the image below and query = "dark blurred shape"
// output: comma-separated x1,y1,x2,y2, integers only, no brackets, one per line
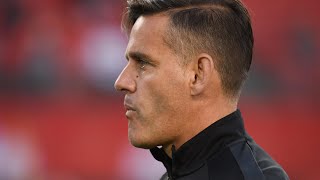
2,0,24,31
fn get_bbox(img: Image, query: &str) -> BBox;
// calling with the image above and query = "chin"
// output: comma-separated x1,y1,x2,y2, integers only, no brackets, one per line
129,135,158,149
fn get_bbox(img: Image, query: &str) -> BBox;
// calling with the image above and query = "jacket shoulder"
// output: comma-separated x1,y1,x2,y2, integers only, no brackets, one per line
206,140,289,180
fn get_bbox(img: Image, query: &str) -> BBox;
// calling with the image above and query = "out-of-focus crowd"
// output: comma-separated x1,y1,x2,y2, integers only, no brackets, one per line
0,0,126,96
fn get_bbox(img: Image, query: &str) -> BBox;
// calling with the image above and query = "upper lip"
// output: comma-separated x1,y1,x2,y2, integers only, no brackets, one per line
124,98,136,111
124,103,135,111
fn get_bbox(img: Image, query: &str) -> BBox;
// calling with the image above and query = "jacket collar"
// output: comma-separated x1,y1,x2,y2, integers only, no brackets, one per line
150,110,246,178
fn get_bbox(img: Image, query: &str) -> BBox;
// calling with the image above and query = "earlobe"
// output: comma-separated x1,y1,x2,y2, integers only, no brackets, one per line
190,54,214,96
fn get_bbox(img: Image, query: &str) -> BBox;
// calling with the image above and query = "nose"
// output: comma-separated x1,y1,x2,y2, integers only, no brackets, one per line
114,64,136,93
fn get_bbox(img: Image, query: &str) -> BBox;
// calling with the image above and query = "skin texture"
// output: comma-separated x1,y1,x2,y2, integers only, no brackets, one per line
114,14,237,157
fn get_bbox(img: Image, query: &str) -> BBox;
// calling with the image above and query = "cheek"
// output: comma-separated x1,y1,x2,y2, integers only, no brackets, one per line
132,68,188,144
144,74,187,126
155,66,188,107
144,74,182,114
133,78,174,132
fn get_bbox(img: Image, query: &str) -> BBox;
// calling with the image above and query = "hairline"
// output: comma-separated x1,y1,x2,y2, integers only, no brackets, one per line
126,13,192,67
123,4,229,64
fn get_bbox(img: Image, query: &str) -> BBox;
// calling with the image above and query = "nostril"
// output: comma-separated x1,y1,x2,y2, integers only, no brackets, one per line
114,85,123,92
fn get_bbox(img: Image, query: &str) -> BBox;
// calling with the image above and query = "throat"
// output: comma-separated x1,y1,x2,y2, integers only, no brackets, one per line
163,144,174,158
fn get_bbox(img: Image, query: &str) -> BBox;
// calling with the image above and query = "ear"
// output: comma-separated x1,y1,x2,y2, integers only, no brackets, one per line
189,53,215,96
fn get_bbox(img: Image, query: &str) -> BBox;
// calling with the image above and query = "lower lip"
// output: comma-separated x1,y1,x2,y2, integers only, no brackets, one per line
126,110,136,117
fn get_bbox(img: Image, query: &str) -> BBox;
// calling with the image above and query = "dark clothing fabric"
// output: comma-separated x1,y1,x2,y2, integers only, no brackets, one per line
150,110,289,180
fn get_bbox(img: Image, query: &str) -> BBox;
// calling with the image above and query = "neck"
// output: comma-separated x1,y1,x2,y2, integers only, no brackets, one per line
162,96,237,158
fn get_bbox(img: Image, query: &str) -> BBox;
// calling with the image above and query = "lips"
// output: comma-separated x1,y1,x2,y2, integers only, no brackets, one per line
124,96,135,110
124,103,136,111
124,97,136,118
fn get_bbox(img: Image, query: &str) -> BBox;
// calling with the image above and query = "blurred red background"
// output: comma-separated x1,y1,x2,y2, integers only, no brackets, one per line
0,0,319,179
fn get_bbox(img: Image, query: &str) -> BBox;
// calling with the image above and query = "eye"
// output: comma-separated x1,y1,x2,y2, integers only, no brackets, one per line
137,59,149,70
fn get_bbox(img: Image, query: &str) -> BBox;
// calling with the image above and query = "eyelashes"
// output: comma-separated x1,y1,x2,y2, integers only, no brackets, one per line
126,52,155,71
136,59,149,70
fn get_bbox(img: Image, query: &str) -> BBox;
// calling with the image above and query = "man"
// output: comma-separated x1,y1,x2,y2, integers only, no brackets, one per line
114,0,289,179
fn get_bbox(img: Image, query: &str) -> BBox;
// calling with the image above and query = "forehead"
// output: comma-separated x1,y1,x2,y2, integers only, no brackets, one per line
132,14,168,34
126,14,171,59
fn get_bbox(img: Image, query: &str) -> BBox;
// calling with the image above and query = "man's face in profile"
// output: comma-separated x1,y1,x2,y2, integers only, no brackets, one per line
114,15,190,149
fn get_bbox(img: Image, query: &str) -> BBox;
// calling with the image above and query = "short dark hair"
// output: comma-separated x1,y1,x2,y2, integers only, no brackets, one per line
122,0,254,98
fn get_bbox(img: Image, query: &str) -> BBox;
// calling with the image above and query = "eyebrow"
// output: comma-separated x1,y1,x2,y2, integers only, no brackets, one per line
125,51,156,64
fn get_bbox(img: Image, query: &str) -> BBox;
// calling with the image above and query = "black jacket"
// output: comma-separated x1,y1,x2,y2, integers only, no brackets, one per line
150,110,289,180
